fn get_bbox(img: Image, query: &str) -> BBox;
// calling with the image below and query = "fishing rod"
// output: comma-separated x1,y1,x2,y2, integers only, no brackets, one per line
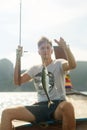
16,0,22,85
19,0,22,46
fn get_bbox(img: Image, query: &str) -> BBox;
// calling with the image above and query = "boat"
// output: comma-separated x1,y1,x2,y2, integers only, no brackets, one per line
13,46,87,130
13,91,87,130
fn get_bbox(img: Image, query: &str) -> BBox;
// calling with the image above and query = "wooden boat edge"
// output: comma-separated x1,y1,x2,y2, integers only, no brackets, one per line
13,92,87,130
13,118,87,130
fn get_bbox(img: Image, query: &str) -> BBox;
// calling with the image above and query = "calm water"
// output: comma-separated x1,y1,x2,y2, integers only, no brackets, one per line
0,92,37,118
0,91,87,120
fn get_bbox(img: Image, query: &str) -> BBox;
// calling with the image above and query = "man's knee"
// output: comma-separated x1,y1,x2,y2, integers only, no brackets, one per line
60,101,74,111
1,108,12,120
55,101,76,130
59,101,75,118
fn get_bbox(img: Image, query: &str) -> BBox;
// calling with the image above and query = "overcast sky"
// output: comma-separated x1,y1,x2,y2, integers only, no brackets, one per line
0,0,87,68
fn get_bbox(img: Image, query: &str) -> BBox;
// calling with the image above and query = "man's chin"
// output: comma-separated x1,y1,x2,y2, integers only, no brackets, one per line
43,56,48,60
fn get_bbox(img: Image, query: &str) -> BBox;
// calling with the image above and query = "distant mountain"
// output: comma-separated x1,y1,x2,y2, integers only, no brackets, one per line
0,58,87,92
0,58,14,91
0,58,35,92
14,81,36,92
70,61,87,91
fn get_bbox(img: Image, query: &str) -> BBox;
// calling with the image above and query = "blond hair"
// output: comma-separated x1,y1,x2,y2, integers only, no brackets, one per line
37,37,52,47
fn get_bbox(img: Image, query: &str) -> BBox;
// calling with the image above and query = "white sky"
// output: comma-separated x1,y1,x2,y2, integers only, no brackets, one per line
0,0,87,69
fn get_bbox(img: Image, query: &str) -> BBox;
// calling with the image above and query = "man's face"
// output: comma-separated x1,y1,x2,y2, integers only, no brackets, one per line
38,42,53,60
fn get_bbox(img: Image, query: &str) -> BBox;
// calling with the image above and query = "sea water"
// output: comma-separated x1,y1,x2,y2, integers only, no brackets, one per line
0,92,37,119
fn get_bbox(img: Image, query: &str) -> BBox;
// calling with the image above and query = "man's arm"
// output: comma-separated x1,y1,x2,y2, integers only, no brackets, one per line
14,46,32,86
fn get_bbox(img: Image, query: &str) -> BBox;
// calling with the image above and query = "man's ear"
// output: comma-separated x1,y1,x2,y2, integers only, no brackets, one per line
51,48,53,54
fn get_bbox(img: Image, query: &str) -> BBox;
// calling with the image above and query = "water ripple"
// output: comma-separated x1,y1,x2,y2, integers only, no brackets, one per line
0,92,37,118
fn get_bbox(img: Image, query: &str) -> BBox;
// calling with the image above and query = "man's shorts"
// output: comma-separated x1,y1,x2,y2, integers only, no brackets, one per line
25,99,65,123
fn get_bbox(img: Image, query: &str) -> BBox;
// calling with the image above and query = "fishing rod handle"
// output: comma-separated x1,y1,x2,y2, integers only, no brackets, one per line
16,45,23,58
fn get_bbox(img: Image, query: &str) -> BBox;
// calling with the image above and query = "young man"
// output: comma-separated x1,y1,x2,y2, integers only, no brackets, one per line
0,37,76,130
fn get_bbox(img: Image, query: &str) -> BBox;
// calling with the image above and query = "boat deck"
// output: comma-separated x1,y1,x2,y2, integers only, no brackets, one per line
66,92,87,119
13,92,87,130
